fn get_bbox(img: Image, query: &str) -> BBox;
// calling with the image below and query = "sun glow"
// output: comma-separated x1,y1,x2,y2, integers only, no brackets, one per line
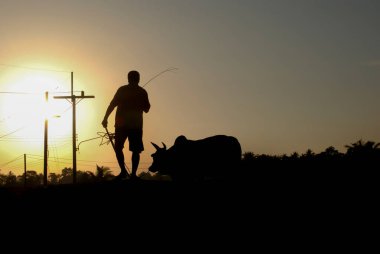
0,68,72,151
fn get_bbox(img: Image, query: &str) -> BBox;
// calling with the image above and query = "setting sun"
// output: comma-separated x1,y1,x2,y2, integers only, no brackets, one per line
0,67,72,151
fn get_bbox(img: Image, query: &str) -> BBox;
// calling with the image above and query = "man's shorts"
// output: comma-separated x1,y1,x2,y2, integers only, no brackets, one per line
115,127,144,152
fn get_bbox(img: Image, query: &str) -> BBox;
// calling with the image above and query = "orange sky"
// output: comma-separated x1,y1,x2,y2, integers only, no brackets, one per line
1,0,380,176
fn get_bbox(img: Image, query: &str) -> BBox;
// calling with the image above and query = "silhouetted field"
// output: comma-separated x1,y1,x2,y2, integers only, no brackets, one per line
1,166,372,218
1,139,377,237
0,165,375,251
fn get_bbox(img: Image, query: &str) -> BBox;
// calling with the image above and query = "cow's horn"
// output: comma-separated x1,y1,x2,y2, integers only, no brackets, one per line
151,142,161,150
162,142,167,150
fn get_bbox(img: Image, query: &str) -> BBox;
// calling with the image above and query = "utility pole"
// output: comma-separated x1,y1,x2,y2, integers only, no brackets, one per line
53,72,94,184
24,154,26,187
44,91,48,186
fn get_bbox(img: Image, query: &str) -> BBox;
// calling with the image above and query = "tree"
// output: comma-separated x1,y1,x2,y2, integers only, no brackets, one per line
49,173,60,185
321,146,341,157
5,171,17,186
60,167,73,184
77,170,95,183
302,149,315,159
16,170,43,186
0,171,6,186
345,140,380,157
95,165,114,181
345,140,380,166
242,152,255,161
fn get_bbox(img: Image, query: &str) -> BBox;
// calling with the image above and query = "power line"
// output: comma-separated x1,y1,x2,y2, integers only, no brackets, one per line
0,154,24,167
0,63,70,73
0,91,36,95
27,154,118,164
0,126,26,139
0,91,83,95
26,153,151,165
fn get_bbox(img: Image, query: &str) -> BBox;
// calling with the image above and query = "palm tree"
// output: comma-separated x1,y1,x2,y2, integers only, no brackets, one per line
345,140,380,157
95,165,114,181
345,140,380,168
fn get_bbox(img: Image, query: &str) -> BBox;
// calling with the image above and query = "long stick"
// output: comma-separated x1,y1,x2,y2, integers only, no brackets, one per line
142,67,178,88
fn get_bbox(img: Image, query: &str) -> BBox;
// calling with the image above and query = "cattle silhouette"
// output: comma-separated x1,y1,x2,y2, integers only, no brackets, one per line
149,135,242,181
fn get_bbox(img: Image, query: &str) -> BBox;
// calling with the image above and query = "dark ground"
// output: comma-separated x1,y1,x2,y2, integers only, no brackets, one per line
0,168,374,249
1,168,372,216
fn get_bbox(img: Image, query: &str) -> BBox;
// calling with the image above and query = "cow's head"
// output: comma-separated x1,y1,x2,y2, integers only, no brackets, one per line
149,142,168,173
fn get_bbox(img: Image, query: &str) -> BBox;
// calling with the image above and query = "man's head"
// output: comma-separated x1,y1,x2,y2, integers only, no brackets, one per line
128,70,140,85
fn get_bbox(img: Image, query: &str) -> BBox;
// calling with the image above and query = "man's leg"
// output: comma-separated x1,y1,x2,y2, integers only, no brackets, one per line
131,152,140,177
115,128,128,176
129,129,143,178
115,148,127,175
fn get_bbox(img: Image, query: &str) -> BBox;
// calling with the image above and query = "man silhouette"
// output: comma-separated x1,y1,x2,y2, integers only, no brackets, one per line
102,70,150,180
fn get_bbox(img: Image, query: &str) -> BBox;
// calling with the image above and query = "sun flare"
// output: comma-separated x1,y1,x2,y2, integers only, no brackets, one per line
0,69,72,150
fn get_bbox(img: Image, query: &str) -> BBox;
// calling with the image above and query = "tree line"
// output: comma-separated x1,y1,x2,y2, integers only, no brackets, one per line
0,139,378,187
241,139,379,173
0,164,170,187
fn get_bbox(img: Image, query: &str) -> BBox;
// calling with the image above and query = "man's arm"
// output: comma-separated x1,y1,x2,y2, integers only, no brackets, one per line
102,103,116,128
102,90,119,128
143,90,151,113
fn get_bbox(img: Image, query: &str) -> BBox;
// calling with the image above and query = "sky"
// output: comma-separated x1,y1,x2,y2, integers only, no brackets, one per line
0,0,379,175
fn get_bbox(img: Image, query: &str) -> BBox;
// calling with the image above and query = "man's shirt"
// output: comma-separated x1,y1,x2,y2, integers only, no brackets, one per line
110,84,150,129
